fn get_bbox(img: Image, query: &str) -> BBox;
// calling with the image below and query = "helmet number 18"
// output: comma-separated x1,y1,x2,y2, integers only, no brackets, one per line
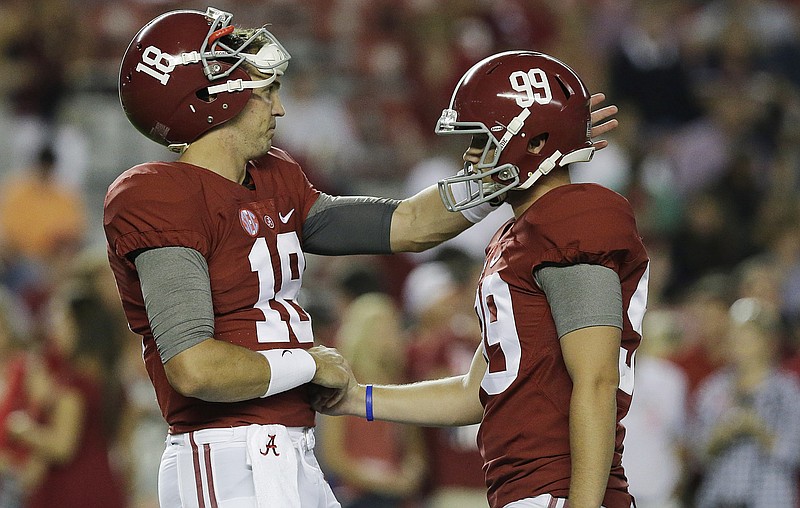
135,46,176,86
509,69,552,108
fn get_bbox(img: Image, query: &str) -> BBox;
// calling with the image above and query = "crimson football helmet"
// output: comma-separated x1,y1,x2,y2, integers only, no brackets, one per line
436,51,595,211
119,7,290,149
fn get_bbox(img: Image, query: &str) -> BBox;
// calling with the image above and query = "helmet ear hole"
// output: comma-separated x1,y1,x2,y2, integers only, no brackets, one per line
195,88,216,103
527,133,548,154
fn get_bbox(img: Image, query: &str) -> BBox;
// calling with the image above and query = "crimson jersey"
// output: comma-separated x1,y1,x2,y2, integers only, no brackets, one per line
104,148,320,434
475,184,649,508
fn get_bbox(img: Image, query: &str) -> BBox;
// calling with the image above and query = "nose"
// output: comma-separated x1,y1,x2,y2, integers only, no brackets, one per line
463,146,482,164
273,93,285,117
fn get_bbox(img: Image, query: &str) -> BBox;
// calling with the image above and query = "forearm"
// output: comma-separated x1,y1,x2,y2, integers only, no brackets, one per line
165,339,349,403
568,381,618,508
345,376,483,426
390,184,471,252
165,338,270,402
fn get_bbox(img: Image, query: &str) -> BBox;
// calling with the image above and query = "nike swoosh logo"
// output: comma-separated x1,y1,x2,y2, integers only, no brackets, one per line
489,254,501,267
279,209,295,223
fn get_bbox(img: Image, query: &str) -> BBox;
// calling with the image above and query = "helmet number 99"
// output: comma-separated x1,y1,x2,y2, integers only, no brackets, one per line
135,46,175,86
509,69,552,108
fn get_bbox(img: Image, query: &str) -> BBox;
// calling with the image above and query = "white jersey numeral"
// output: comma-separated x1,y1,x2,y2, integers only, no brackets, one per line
478,265,649,396
619,262,649,395
509,68,552,108
248,233,313,344
477,272,522,395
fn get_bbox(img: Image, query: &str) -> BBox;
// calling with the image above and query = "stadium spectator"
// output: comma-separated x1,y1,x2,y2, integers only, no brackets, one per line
1,284,127,508
0,146,87,314
670,274,735,400
66,248,163,508
667,193,751,297
274,64,362,191
0,0,78,168
607,0,701,130
690,297,800,508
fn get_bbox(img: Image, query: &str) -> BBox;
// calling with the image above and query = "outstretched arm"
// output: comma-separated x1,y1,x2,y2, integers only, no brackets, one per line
317,345,486,427
389,184,473,252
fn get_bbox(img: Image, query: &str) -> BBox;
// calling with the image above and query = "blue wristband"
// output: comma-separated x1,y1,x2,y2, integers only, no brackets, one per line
365,384,374,422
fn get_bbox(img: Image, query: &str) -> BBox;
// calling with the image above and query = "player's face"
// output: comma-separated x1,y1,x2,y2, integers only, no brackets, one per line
239,71,285,155
462,134,498,186
463,134,492,166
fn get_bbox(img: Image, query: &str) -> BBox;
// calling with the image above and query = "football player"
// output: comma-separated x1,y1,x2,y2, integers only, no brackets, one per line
105,7,620,508
318,51,648,508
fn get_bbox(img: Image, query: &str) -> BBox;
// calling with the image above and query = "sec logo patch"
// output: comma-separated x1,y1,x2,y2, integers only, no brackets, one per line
239,208,259,236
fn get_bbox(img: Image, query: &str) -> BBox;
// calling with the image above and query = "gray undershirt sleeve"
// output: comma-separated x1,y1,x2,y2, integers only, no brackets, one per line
302,193,400,255
135,246,215,363
534,263,623,338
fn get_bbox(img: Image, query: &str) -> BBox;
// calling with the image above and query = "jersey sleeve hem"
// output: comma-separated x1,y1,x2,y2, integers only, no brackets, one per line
113,229,209,266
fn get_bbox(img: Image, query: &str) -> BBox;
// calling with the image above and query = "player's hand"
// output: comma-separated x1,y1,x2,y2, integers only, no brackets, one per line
310,381,362,417
589,93,619,151
308,345,354,393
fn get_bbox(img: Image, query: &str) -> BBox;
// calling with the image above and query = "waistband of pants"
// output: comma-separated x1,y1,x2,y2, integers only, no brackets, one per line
505,494,619,508
168,425,315,452
504,494,569,508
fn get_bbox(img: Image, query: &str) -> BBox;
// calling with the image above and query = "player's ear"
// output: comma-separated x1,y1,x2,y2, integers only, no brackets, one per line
527,134,548,155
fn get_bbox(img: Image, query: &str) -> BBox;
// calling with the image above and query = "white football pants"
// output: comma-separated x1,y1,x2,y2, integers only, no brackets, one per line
158,425,340,508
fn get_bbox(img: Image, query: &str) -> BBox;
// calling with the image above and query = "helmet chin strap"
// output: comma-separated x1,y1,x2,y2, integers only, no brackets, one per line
516,146,595,190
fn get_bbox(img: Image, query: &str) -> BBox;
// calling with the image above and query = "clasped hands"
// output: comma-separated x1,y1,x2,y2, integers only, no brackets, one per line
307,345,360,415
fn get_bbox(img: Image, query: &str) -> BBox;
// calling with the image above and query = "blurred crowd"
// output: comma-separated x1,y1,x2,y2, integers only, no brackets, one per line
0,0,799,507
